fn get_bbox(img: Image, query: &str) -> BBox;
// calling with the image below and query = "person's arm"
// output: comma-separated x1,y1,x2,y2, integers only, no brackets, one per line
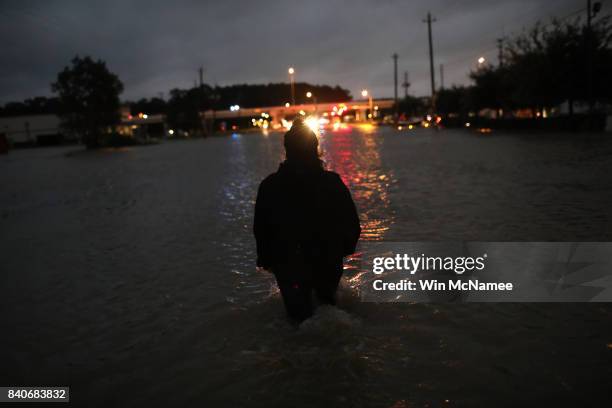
253,180,272,269
336,175,361,256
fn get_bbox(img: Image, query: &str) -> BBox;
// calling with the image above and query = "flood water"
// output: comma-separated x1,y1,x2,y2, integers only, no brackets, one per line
1,126,611,407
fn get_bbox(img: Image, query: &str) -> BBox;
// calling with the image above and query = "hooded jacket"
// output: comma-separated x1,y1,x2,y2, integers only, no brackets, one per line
254,161,361,270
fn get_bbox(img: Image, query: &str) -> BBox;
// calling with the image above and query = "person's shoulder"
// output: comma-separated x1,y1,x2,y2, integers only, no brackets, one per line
323,170,343,181
322,170,346,186
259,171,281,189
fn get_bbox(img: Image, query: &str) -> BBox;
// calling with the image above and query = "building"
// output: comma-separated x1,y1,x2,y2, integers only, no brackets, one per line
0,114,69,146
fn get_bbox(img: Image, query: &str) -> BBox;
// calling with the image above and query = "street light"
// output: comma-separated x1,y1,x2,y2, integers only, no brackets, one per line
306,91,317,113
288,67,296,106
478,56,486,65
361,89,374,122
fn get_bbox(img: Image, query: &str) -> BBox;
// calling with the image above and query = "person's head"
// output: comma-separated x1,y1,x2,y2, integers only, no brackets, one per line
283,118,323,169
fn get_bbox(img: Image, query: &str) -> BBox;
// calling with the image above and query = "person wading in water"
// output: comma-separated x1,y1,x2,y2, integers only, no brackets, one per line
254,118,361,322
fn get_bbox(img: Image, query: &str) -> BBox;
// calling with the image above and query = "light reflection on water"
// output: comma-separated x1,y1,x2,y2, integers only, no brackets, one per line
320,127,394,242
1,127,612,407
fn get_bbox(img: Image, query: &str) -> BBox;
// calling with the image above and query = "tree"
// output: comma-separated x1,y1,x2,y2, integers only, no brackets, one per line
129,97,167,116
436,86,474,117
397,95,426,117
52,56,124,148
466,14,612,116
0,97,61,117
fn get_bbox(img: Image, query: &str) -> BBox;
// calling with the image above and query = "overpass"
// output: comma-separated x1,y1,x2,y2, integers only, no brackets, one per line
201,99,394,130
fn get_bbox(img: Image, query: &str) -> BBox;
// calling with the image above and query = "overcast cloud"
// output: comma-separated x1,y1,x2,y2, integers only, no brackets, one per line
0,0,584,103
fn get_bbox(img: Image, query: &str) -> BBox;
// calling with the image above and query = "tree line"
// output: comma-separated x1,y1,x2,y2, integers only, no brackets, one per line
0,57,351,148
434,14,612,118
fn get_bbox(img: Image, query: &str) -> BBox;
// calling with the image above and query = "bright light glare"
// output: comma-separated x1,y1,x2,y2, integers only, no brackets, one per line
168,129,174,135
281,118,292,129
285,102,290,108
306,91,312,98
361,89,368,97
142,114,148,119
288,67,295,75
478,57,486,64
304,116,319,133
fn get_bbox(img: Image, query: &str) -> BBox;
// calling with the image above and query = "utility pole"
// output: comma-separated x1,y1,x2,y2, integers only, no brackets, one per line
423,12,437,111
198,66,204,88
439,64,445,90
198,66,205,135
586,1,603,116
497,38,504,67
402,71,410,99
288,67,296,106
392,53,398,120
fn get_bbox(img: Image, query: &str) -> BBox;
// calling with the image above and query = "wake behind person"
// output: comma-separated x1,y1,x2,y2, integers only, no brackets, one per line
254,118,361,322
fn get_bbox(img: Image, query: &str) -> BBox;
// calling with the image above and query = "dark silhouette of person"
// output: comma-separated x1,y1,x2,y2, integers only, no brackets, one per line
254,118,361,322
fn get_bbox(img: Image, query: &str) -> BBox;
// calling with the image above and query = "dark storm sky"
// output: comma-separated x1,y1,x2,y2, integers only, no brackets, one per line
0,0,584,104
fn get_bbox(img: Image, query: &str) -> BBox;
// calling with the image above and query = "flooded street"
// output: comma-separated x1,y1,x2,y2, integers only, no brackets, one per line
1,127,612,407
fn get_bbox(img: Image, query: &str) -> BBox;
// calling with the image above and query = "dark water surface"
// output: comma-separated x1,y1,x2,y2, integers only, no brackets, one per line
1,127,611,407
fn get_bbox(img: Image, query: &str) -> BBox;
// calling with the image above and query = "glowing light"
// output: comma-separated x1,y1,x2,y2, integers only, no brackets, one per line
288,67,295,75
465,122,471,127
299,110,306,116
426,115,432,121
477,127,492,134
285,102,290,108
142,114,148,119
397,126,403,130
168,129,175,135
281,118,292,129
374,106,379,110
306,91,312,98
478,56,486,64
305,116,319,133
361,89,368,97
408,125,414,130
